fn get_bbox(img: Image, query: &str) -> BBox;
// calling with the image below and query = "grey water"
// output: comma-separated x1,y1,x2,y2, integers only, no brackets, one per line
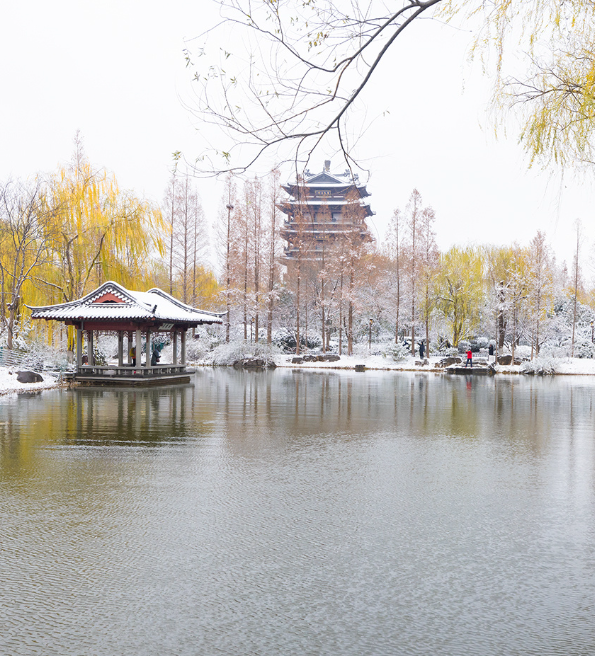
1,370,594,656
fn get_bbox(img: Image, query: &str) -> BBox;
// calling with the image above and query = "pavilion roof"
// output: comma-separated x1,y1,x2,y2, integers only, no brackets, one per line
27,281,224,325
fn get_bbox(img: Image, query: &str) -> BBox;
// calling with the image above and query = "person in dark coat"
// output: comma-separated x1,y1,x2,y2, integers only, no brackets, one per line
151,346,161,366
465,348,473,368
488,343,494,363
419,341,425,359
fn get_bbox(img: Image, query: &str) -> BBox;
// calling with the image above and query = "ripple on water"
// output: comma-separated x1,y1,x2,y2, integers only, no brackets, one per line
0,371,594,655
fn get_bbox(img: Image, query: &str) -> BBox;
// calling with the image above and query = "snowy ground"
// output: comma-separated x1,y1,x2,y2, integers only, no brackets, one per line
0,367,61,396
275,353,441,371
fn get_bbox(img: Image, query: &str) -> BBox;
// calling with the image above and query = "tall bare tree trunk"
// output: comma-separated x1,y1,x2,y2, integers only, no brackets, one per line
169,176,175,295
225,200,233,343
338,271,344,355
267,191,276,345
571,222,581,357
497,284,505,350
348,267,354,356
305,297,308,347
425,284,430,357
296,261,301,355
243,217,248,341
511,304,517,362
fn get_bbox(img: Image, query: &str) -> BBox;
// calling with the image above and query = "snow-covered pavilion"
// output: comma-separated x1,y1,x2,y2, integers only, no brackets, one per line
28,281,224,385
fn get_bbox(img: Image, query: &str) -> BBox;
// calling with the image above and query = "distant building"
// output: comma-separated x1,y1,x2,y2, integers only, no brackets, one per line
279,161,375,261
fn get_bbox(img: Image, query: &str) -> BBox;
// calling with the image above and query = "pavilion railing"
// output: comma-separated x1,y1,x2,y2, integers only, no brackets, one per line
76,364,189,378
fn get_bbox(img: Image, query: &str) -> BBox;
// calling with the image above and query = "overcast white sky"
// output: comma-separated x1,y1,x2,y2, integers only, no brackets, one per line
1,0,593,271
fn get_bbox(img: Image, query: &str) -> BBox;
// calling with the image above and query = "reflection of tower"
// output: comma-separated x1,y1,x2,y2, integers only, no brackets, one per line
278,160,375,262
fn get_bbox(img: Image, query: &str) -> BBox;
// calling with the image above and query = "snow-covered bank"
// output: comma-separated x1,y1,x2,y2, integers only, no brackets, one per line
0,367,61,396
228,353,595,375
275,353,441,371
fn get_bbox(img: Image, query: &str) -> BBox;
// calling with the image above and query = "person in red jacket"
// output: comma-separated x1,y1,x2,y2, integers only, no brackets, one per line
465,348,473,368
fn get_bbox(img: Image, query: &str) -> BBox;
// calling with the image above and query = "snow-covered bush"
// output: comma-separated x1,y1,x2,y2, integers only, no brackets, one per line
383,342,409,362
514,345,532,360
185,339,211,363
206,339,281,366
572,339,595,359
473,336,489,350
272,328,321,352
0,329,30,351
521,357,556,375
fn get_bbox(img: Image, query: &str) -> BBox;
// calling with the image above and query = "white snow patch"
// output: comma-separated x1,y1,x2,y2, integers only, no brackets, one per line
554,358,595,375
277,353,442,371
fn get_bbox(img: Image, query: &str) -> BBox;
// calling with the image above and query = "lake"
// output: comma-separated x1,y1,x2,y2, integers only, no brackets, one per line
1,370,594,655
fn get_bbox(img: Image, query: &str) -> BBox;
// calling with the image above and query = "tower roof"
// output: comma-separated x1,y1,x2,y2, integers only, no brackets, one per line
282,161,371,197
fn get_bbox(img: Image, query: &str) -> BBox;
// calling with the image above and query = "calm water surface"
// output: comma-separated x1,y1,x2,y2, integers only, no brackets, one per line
1,370,594,655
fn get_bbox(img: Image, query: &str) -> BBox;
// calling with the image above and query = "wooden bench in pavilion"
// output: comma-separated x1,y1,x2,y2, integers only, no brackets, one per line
28,281,224,386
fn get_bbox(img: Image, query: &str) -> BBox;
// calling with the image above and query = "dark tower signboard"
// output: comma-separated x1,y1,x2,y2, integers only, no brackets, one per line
279,161,375,261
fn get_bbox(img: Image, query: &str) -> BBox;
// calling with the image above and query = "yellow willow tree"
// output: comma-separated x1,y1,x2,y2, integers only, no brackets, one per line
449,0,595,171
37,142,166,352
435,246,484,347
0,178,59,348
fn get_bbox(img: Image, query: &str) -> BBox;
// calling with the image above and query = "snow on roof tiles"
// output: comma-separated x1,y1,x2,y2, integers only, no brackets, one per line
27,281,224,325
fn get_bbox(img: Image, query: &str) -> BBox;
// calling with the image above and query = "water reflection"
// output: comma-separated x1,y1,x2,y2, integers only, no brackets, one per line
1,370,595,656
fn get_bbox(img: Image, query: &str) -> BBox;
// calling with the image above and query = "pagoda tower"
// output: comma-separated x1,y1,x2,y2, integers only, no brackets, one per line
279,161,374,261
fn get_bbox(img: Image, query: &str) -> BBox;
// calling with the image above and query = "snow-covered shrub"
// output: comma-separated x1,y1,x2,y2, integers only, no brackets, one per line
514,345,532,360
540,345,569,359
458,340,471,353
428,341,443,355
272,328,320,352
0,329,30,351
473,336,489,350
383,342,409,362
521,357,556,375
4,341,72,372
207,339,281,366
185,339,211,363
573,339,595,359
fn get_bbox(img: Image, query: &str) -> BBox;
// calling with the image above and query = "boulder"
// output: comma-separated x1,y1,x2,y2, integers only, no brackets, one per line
321,354,340,362
438,357,461,367
16,371,44,384
291,357,304,364
302,355,318,362
242,358,265,368
355,364,366,372
498,355,514,365
266,362,277,369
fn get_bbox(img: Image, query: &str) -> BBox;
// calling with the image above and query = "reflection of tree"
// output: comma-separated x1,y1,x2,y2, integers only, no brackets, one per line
0,387,217,480
0,373,587,485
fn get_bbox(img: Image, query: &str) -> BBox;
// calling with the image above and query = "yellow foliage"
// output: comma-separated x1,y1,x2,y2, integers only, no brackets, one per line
435,246,484,346
444,0,595,169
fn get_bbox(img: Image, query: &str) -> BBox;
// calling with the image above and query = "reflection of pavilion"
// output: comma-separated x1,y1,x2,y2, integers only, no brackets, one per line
28,281,223,386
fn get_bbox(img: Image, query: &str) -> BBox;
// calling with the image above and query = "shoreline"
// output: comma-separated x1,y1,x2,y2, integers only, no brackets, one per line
196,356,595,376
3,358,594,397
